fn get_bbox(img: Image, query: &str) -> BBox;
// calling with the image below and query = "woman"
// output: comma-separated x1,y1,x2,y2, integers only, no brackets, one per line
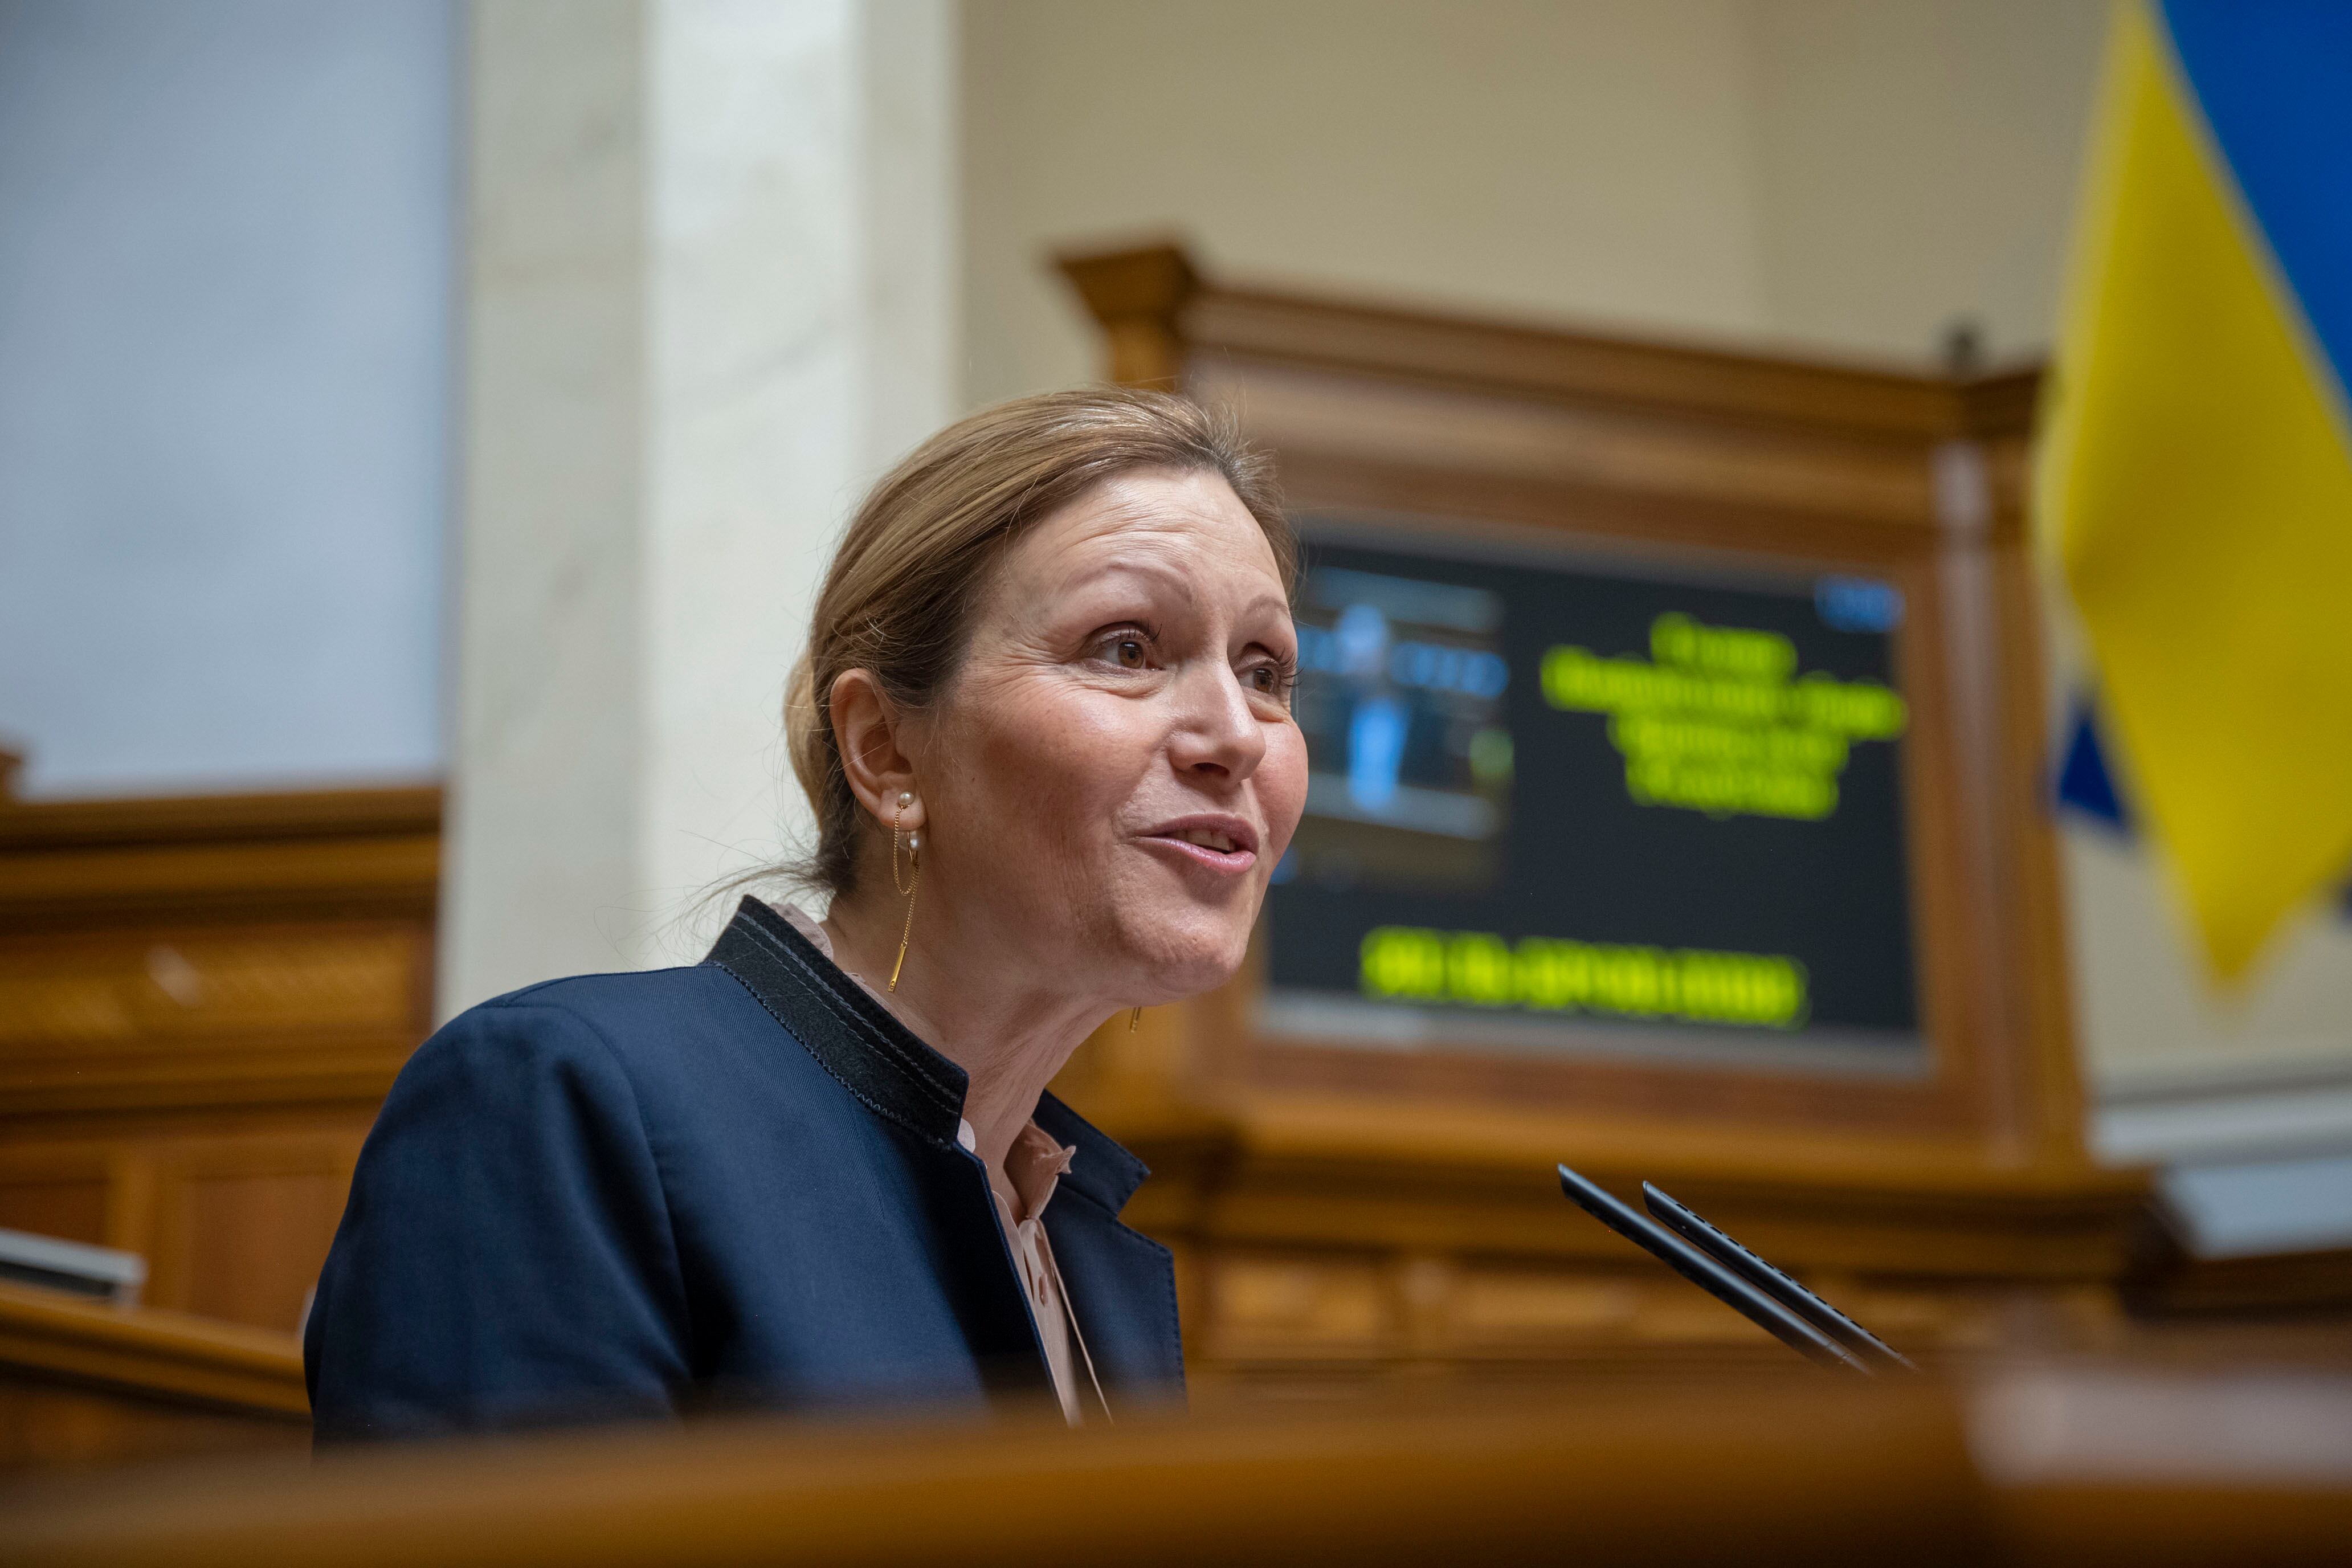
305,389,1306,1439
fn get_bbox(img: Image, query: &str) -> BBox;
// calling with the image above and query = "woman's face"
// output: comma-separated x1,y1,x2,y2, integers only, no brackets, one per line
920,468,1307,1006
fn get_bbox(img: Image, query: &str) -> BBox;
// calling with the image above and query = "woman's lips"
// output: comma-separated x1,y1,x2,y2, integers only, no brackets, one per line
1138,835,1258,873
1137,816,1260,875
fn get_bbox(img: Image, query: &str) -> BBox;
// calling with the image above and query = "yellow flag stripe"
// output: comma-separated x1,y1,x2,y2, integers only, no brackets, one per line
2037,3,2352,980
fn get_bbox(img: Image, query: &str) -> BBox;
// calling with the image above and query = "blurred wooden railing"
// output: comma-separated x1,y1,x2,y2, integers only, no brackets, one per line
2,1366,2346,1567
0,1281,305,1470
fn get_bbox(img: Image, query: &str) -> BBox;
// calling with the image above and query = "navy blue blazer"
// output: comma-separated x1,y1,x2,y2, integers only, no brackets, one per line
304,897,1184,1440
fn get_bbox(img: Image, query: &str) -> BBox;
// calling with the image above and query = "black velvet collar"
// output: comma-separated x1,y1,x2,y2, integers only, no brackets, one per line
704,897,1150,1214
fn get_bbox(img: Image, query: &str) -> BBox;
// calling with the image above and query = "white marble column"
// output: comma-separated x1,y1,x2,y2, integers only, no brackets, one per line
443,0,957,1014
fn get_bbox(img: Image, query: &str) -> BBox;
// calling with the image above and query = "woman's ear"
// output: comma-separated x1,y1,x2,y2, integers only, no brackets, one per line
829,668,925,831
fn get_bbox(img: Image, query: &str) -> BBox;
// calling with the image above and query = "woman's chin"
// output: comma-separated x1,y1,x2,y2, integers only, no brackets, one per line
1118,906,1255,1001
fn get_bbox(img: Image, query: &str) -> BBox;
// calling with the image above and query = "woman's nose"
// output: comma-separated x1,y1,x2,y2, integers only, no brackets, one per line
1166,662,1267,781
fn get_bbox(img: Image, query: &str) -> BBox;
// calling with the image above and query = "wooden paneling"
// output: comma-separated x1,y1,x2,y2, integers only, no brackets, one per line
0,1120,371,1338
0,784,436,1348
0,925,430,1117
0,1378,304,1474
147,1128,368,1332
0,1165,110,1249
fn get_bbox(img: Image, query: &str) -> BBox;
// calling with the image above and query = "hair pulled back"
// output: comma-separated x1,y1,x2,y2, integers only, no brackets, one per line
785,387,1292,900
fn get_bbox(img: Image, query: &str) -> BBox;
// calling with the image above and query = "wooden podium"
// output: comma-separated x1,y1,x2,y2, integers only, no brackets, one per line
1046,244,2151,1390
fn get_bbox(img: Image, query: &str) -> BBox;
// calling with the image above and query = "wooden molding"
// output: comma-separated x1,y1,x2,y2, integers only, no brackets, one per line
0,785,439,851
1100,1093,2150,1282
1055,241,1200,387
0,1034,420,1121
2126,1238,2352,1318
0,1281,307,1417
1958,370,2044,439
1060,244,2041,446
1056,239,1198,322
0,786,440,934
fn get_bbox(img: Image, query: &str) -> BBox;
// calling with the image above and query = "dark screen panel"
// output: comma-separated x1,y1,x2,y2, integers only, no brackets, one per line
1263,522,1924,1063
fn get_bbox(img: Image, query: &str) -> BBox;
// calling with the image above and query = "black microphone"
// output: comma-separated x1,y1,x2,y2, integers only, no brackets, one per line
1555,1162,1872,1377
1641,1182,1916,1374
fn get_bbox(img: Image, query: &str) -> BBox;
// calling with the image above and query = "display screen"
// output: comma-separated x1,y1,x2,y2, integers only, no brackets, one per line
1261,523,1926,1071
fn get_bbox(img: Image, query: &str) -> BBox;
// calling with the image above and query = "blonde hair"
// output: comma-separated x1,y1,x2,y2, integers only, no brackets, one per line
785,387,1292,899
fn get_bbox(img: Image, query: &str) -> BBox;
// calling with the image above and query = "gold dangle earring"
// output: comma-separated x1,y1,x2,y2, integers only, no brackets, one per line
1129,1006,1142,1032
889,791,921,992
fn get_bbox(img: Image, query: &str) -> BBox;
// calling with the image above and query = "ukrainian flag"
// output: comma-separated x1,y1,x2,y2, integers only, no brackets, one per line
2037,1,2352,982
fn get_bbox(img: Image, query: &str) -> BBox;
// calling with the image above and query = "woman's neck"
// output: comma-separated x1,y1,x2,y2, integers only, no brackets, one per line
818,885,1109,1173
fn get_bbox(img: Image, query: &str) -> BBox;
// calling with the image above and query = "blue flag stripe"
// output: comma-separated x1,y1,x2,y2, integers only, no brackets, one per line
2158,0,2352,413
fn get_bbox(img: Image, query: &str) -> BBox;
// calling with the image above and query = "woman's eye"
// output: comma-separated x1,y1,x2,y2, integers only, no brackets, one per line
1113,638,1146,669
1245,662,1296,699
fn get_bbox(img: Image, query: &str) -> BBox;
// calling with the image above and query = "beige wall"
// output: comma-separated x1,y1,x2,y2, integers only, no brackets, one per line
961,0,2106,405
1748,0,2106,362
963,0,1773,406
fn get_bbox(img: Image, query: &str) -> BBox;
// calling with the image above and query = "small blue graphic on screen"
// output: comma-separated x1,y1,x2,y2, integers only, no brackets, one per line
1289,565,1512,888
1348,696,1408,811
1815,575,1905,634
